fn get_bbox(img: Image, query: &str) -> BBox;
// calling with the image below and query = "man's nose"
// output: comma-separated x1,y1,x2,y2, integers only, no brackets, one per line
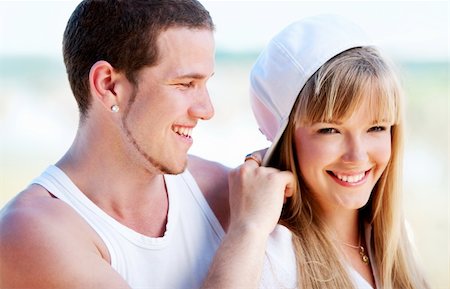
189,86,214,120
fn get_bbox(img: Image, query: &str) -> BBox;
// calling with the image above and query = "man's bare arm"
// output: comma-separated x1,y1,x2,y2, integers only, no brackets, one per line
0,187,131,289
193,155,294,289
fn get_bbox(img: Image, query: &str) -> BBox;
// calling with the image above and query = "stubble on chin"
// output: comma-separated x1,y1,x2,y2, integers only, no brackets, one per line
120,89,187,176
121,118,188,175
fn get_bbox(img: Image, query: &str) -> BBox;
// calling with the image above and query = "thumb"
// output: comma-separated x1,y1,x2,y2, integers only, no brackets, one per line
280,171,296,198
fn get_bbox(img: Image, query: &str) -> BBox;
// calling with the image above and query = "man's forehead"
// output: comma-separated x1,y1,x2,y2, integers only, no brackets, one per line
152,27,215,78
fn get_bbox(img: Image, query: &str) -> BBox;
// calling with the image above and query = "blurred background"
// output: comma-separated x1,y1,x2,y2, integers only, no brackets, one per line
0,1,448,287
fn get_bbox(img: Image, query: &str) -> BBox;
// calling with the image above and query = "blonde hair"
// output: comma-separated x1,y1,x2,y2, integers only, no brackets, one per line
268,47,430,288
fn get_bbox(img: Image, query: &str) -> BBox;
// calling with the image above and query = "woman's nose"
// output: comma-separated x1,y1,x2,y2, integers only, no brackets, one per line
341,135,368,164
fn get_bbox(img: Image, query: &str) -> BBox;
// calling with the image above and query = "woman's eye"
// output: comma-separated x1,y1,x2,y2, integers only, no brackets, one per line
368,126,386,132
318,128,338,134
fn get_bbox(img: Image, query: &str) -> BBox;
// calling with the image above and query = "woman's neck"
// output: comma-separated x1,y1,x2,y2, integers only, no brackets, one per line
321,206,360,246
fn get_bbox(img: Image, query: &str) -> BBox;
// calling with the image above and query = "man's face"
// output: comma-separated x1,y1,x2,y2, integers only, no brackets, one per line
120,27,215,175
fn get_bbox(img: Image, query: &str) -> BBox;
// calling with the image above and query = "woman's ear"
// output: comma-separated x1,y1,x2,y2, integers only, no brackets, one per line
89,60,122,112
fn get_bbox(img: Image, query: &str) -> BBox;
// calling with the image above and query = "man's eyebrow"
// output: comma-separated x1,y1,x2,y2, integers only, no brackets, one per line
172,72,215,80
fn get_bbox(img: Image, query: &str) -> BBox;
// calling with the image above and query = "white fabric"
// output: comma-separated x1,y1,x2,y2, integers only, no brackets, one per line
249,14,372,165
262,223,381,289
31,165,224,289
260,225,297,289
349,269,374,289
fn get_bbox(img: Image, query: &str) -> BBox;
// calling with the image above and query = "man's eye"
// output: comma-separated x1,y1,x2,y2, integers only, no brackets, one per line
318,128,338,134
178,82,193,88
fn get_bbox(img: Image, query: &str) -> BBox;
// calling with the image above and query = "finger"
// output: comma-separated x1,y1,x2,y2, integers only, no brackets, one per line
279,171,296,198
242,159,260,171
244,153,262,166
249,148,268,164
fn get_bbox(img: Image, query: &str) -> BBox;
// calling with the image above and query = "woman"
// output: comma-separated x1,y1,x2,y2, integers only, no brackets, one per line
250,15,430,288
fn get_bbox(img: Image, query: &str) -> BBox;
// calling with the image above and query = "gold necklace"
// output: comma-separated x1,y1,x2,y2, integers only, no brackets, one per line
341,234,370,265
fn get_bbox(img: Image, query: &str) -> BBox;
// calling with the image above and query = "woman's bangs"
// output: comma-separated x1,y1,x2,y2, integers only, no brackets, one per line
365,74,400,125
295,61,400,126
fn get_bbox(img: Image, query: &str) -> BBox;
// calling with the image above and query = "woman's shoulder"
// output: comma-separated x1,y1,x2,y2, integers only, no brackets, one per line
261,224,298,288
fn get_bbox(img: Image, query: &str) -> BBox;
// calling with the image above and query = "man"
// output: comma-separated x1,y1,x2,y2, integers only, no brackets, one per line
0,1,293,288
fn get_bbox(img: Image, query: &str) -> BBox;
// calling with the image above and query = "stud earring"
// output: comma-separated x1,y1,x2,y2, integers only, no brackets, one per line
111,104,119,113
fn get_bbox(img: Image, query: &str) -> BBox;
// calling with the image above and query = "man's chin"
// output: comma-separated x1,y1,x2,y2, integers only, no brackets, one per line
160,159,188,175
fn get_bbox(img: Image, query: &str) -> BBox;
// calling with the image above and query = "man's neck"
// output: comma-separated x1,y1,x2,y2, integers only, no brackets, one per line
56,136,170,237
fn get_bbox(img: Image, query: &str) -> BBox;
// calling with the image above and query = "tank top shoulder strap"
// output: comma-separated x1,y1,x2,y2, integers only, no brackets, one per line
171,170,225,238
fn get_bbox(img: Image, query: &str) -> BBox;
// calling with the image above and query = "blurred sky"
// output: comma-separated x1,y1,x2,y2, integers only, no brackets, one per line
0,0,449,174
0,0,449,61
1,0,448,167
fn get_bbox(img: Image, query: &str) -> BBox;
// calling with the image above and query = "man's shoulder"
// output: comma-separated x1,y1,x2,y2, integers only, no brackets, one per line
188,155,231,183
187,155,231,230
0,186,128,288
187,155,230,199
1,185,66,229
0,185,96,249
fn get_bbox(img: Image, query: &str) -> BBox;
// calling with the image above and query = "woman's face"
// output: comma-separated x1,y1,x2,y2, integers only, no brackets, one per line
294,100,393,214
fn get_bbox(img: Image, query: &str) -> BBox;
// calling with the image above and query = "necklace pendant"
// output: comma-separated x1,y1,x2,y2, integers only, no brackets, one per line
359,246,370,264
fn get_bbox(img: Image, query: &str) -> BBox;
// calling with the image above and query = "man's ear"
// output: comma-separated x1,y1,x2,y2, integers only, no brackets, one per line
89,60,123,112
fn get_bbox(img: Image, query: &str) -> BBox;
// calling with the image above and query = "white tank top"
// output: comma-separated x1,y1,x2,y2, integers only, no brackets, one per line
31,165,224,289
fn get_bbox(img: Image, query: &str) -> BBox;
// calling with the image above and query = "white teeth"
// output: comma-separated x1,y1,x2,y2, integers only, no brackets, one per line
335,172,365,183
173,126,192,138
